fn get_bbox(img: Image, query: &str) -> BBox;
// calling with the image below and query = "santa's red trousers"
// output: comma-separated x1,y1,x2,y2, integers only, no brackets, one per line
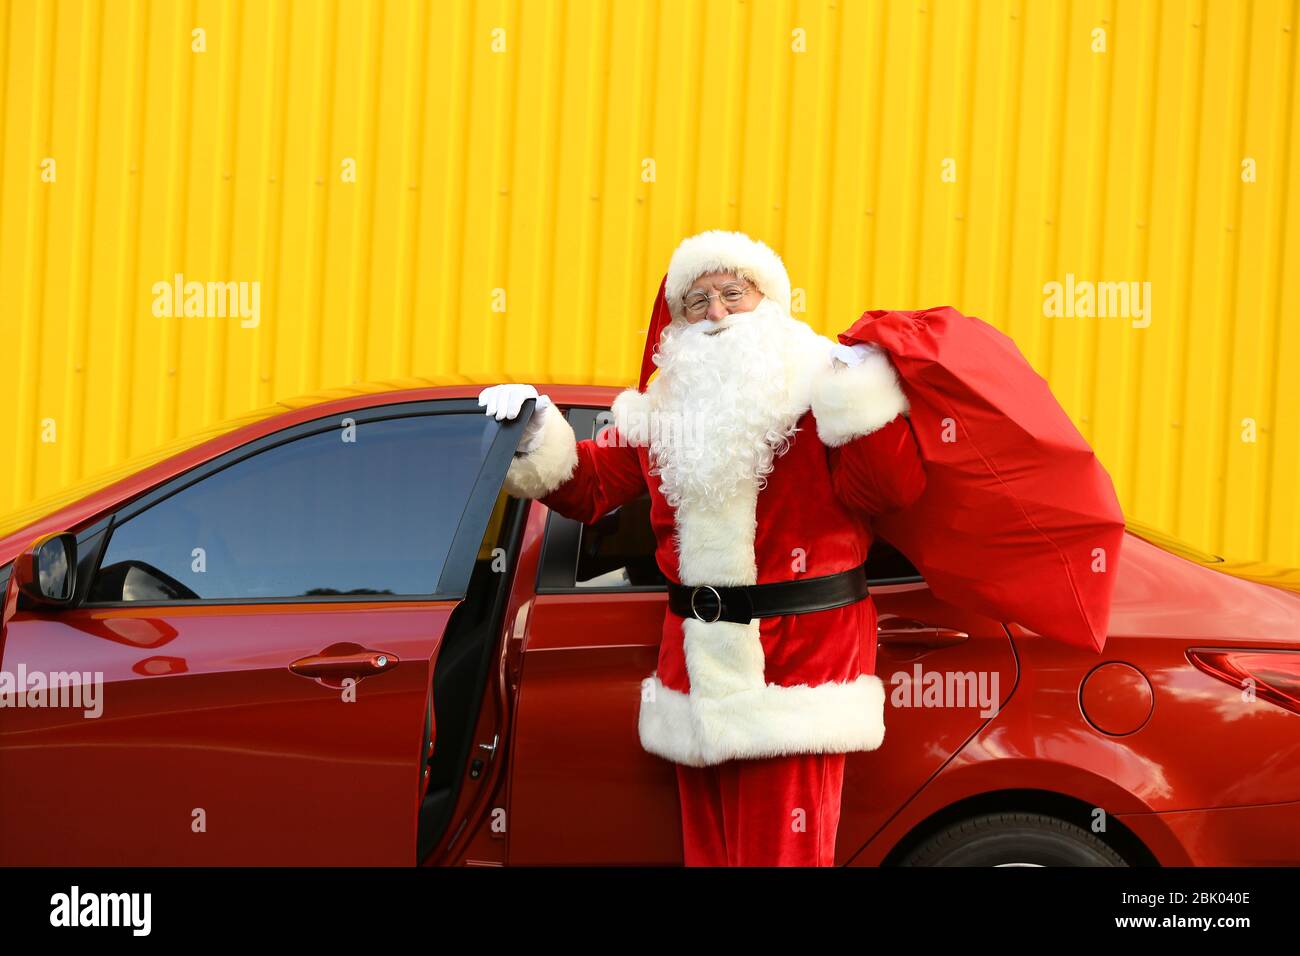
675,751,847,866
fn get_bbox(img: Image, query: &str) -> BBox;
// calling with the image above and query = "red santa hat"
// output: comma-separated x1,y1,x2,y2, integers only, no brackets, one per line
637,229,793,391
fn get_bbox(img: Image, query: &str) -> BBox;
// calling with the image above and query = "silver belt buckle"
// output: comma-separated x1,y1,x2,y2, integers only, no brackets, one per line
690,585,723,624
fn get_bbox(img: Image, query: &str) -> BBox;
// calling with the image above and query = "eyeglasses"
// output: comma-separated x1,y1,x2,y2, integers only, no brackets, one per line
683,282,756,317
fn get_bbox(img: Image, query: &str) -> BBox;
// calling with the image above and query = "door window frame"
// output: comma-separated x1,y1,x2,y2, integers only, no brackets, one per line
76,398,529,609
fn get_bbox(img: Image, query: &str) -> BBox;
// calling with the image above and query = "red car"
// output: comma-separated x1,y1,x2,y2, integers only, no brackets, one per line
2,384,1298,866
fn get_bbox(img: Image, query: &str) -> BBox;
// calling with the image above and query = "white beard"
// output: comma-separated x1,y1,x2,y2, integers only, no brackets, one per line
642,296,833,511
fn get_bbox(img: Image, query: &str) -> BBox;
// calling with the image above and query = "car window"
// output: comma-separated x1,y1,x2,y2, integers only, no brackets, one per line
552,409,666,590
865,535,922,584
89,413,496,602
575,492,666,587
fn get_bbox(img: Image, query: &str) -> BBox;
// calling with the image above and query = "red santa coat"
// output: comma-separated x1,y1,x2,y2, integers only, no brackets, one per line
502,345,925,767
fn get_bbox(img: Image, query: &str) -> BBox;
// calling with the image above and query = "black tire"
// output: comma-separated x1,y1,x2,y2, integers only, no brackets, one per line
898,812,1128,866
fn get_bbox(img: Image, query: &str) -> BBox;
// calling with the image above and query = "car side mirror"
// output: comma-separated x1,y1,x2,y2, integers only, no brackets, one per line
14,532,78,608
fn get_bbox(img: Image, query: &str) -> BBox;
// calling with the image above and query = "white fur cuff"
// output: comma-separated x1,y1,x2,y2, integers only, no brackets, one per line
501,406,580,499
610,387,652,447
811,347,910,448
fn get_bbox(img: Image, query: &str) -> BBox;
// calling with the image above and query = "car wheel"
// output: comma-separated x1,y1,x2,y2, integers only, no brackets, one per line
898,812,1128,866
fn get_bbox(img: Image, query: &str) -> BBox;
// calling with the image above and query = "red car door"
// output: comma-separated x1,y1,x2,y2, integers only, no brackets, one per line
0,399,527,865
508,407,674,864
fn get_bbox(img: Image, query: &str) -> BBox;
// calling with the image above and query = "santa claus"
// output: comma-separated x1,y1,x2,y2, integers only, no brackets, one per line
479,229,927,866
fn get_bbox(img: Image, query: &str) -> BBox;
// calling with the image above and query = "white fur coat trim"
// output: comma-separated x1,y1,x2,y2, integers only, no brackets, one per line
665,230,793,322
611,387,654,448
810,346,910,448
638,671,886,767
501,405,580,500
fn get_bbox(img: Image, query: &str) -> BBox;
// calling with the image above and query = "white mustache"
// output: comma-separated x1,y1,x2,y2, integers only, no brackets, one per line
681,316,731,338
680,304,758,338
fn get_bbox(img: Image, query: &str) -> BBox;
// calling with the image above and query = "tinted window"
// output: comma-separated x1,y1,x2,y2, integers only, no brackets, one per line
575,493,666,587
90,414,495,602
562,410,666,589
865,536,921,583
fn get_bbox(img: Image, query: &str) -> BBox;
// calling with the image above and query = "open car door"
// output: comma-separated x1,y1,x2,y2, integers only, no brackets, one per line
0,398,533,865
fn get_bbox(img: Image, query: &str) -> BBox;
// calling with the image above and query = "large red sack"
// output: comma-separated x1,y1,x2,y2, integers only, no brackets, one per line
840,306,1125,654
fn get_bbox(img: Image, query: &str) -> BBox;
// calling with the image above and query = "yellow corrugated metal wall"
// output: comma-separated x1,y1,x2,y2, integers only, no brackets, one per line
1,0,1298,566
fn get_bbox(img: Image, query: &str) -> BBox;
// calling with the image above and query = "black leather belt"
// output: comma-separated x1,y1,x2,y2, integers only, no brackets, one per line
667,560,871,625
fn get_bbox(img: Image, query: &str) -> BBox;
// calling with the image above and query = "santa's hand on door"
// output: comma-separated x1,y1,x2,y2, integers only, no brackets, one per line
478,383,554,454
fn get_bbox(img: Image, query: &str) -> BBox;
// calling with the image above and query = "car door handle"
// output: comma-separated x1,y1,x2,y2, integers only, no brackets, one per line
290,642,400,680
877,618,970,649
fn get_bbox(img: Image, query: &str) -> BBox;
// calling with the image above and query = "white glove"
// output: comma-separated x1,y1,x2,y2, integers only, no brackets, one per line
829,342,881,369
478,384,554,455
